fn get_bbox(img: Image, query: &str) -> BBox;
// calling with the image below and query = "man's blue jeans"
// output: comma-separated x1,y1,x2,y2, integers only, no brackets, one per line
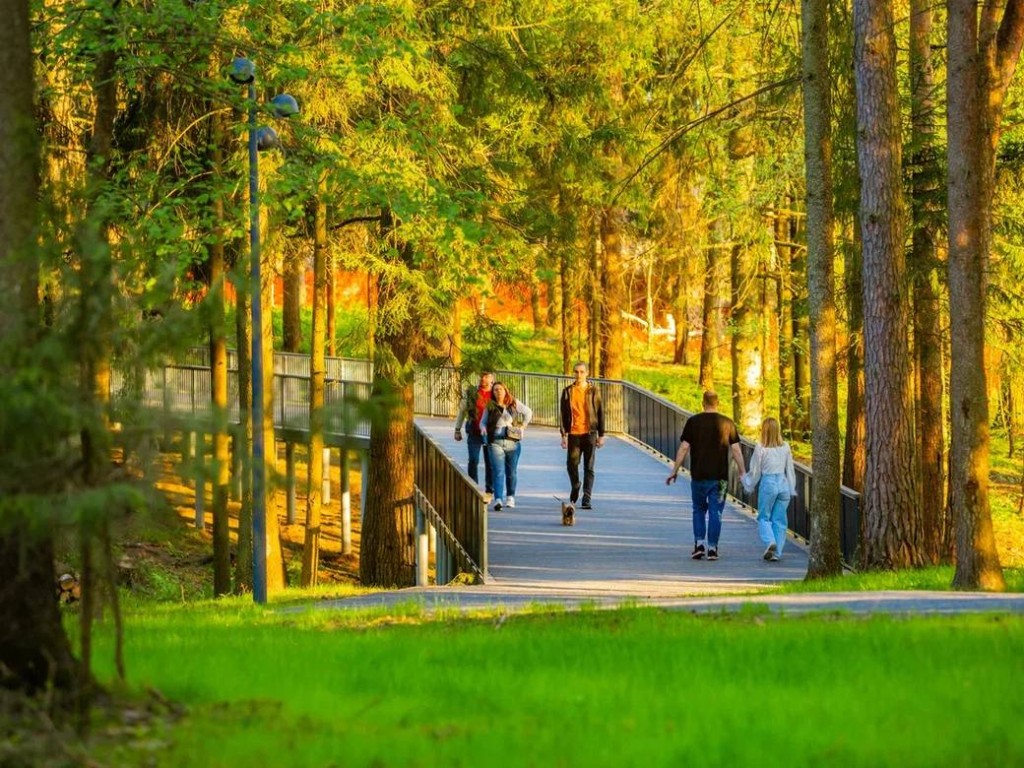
690,478,727,548
466,432,493,494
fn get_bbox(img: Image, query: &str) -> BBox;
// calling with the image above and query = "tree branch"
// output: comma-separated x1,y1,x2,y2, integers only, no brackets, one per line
330,214,383,231
612,75,801,204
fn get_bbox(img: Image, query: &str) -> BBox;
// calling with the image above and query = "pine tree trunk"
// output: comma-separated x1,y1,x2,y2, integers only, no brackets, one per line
302,185,327,587
842,227,867,493
776,209,794,435
910,0,947,564
672,257,690,366
803,0,843,577
854,0,924,568
327,251,336,357
282,254,302,352
729,239,763,434
560,245,573,374
208,108,232,597
791,237,811,439
234,287,253,592
946,0,1018,590
588,231,602,376
360,212,420,586
0,0,84,700
699,241,719,391
260,240,286,592
599,207,625,379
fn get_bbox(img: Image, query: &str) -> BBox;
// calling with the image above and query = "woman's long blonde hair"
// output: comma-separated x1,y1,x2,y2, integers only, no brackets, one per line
760,417,784,448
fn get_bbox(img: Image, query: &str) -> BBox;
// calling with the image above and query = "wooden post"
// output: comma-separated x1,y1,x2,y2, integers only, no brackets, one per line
322,446,332,505
415,504,428,586
190,432,204,530
285,442,296,525
341,449,352,555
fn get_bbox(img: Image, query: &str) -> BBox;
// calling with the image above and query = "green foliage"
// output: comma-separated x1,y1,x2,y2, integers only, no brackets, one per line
458,314,517,374
779,566,1024,593
85,605,1024,765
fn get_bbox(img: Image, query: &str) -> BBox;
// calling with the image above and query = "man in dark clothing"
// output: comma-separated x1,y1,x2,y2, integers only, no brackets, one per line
666,390,746,561
454,372,495,496
559,362,605,509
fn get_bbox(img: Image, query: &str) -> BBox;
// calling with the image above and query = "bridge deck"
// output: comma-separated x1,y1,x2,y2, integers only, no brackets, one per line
416,417,808,596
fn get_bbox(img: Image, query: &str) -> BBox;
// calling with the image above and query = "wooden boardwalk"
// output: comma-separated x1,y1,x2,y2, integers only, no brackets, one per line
417,417,809,597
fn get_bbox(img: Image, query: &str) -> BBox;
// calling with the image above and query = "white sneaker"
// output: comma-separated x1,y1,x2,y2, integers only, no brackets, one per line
505,496,515,508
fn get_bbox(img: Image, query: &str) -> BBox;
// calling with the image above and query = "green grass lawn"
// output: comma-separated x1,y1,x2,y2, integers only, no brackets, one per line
85,602,1023,767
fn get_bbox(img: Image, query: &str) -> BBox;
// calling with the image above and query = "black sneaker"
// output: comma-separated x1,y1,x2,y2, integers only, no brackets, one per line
581,499,592,510
707,548,719,561
763,543,777,561
691,543,706,560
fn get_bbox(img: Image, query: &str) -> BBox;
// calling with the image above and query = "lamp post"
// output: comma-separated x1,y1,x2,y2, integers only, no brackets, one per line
229,57,298,604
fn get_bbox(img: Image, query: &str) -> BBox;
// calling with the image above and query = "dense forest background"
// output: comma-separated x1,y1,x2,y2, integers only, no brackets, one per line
4,0,1024,704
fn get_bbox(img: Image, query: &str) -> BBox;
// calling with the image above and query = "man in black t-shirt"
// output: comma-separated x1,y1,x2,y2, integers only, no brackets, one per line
666,391,746,561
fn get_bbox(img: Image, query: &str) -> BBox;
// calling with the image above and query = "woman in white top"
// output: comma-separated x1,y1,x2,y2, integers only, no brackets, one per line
742,417,796,561
479,382,533,511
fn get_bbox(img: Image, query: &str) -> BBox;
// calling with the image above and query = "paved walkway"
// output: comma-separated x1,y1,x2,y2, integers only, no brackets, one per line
306,419,1024,616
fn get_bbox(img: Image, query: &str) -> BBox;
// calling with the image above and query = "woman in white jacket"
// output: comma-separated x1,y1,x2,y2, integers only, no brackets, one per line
742,417,796,561
479,382,533,511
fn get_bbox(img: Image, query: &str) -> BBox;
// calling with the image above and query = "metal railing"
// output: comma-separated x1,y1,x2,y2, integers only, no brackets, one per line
416,366,862,565
414,431,488,582
134,351,862,569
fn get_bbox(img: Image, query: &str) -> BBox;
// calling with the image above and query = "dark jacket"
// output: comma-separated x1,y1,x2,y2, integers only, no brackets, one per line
559,383,604,437
481,398,533,443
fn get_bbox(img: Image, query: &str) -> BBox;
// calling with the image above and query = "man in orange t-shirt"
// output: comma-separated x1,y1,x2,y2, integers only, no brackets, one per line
558,362,605,509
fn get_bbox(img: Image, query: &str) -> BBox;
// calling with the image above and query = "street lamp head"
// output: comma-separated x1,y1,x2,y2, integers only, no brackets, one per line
229,57,256,85
256,126,280,150
271,94,300,118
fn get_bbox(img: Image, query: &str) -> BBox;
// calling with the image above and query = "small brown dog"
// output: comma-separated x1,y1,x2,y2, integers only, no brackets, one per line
561,501,575,526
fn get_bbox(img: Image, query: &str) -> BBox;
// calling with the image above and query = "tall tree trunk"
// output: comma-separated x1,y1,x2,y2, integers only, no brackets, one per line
672,254,690,366
302,182,327,587
545,272,558,328
946,0,1024,590
776,208,795,435
699,242,719,391
802,0,843,577
360,211,420,586
842,221,866,492
599,206,625,379
729,238,763,434
588,230,602,376
727,120,763,434
282,252,302,352
791,233,811,438
560,244,573,374
78,0,120,488
326,249,336,357
854,0,924,568
449,301,462,367
530,281,543,336
260,237,286,592
0,0,83,699
910,0,947,564
208,109,231,597
234,286,253,592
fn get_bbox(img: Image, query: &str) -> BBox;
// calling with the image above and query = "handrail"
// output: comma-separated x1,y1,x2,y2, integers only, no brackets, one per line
151,350,862,566
413,431,488,583
414,365,861,564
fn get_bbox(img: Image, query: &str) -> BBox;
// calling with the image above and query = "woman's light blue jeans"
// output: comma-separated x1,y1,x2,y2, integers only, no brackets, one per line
488,438,522,503
757,473,791,554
